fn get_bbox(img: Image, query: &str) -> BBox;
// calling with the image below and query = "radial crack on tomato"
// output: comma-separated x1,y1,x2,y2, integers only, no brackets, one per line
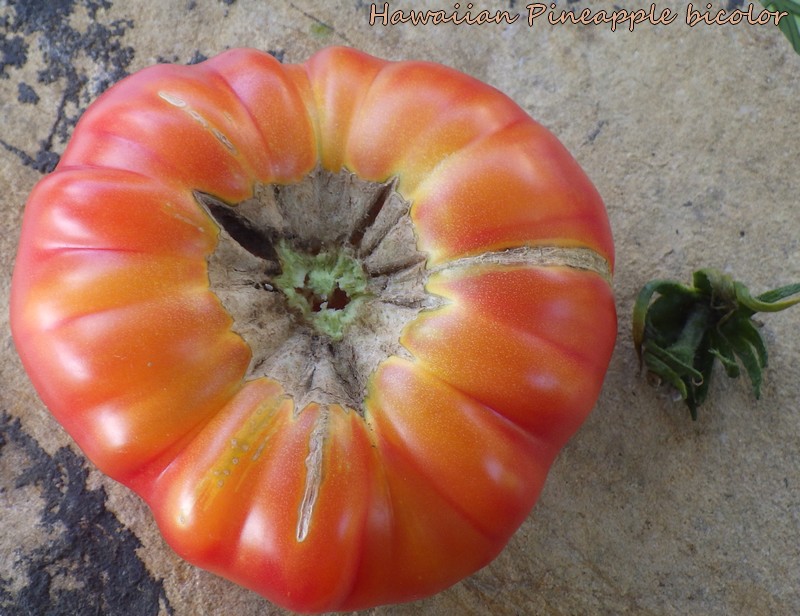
428,244,613,283
10,47,617,613
297,407,329,542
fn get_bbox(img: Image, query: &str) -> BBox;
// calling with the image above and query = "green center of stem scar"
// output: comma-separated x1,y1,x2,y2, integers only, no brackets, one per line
273,239,370,341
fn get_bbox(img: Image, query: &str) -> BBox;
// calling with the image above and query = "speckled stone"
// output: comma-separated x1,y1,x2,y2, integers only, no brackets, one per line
1,1,798,615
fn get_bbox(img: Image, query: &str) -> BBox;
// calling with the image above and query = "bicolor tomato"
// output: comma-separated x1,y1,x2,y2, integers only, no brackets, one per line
10,47,616,612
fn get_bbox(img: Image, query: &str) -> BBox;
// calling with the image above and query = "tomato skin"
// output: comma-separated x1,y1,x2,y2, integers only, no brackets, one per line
10,47,616,612
410,120,614,266
404,266,616,446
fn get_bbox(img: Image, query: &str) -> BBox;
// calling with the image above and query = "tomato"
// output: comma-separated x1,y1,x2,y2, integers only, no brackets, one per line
10,47,616,612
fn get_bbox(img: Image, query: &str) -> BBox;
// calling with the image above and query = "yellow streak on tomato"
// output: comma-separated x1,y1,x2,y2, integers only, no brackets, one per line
179,386,291,521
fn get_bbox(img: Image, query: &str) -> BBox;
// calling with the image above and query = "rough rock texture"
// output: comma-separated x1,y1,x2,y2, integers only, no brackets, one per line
1,1,799,614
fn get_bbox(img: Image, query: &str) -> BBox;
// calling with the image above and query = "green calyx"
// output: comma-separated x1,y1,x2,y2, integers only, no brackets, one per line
273,240,370,341
632,268,800,420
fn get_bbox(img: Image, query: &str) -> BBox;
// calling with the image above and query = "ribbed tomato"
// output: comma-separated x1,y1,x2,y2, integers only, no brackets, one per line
10,47,616,612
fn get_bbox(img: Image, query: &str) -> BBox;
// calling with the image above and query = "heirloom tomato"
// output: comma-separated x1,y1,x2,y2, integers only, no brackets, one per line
10,47,616,612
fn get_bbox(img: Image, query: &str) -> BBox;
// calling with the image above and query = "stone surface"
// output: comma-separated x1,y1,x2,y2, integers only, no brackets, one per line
1,1,799,614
